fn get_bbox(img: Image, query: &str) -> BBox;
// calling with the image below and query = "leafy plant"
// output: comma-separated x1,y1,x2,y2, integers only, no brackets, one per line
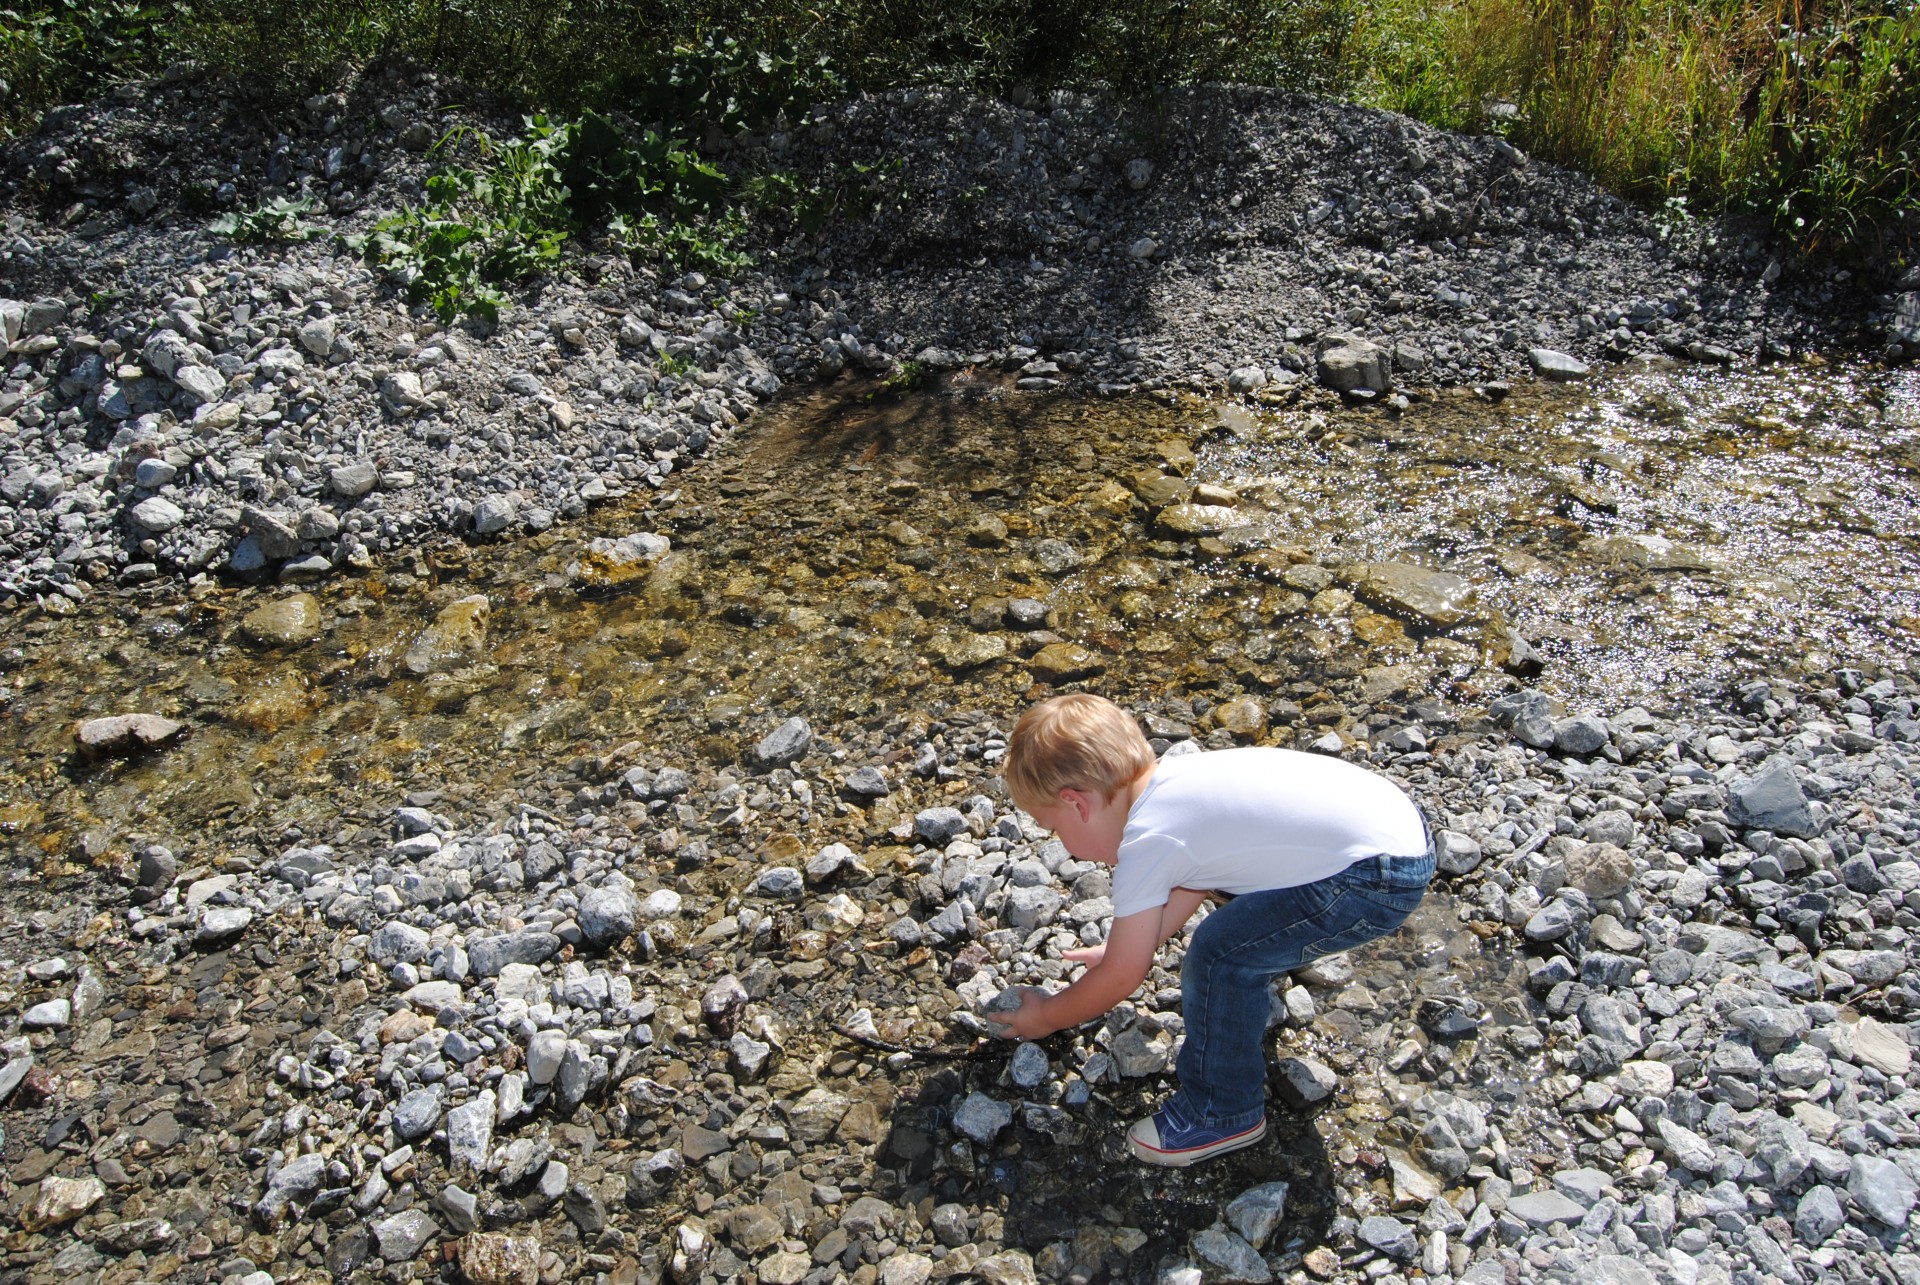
209,195,323,243
357,110,755,321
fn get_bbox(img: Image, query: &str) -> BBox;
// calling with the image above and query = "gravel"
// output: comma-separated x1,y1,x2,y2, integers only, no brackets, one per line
5,60,1920,1285
1,65,1910,608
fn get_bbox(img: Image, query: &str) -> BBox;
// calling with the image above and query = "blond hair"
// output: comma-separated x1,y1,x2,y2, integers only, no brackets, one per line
1003,693,1155,810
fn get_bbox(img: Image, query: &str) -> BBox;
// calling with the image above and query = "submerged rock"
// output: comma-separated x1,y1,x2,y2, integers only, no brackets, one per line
1340,561,1478,627
239,593,323,647
405,595,490,677
76,713,185,756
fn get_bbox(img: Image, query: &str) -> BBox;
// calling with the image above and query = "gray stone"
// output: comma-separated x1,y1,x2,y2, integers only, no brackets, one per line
526,1030,567,1085
1529,348,1590,381
172,364,225,404
445,1092,494,1173
1656,1117,1718,1173
1795,1185,1846,1245
1729,758,1819,836
1506,1190,1587,1226
915,806,971,845
434,1183,479,1235
1316,334,1392,394
1357,1214,1417,1260
373,1208,438,1263
1109,1025,1173,1077
255,1152,327,1224
1434,830,1483,875
1553,713,1610,755
953,1091,1014,1144
329,461,380,498
1849,1154,1918,1226
1225,1182,1289,1249
467,930,559,977
1191,1226,1271,1283
751,716,814,767
728,1032,772,1080
1009,1041,1050,1089
129,496,184,533
1823,948,1906,986
472,495,516,535
369,920,431,965
1524,899,1583,942
577,883,637,949
194,906,252,947
1274,1056,1337,1107
1003,885,1064,931
748,866,803,899
23,999,70,1028
392,1087,442,1141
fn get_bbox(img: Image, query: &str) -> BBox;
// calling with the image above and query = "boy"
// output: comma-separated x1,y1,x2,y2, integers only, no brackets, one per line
987,693,1433,1166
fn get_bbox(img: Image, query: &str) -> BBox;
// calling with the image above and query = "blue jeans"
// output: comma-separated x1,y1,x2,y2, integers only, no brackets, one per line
1171,849,1435,1131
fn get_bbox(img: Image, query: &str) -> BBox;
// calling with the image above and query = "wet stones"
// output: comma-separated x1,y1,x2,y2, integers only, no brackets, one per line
1274,1056,1338,1107
1155,502,1239,538
1027,641,1103,682
952,1091,1014,1144
932,633,1009,670
239,592,323,647
567,532,670,588
1340,561,1477,628
405,594,491,677
75,712,185,756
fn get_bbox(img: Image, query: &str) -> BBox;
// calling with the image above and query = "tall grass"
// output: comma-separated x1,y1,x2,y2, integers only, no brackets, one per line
1350,0,1919,262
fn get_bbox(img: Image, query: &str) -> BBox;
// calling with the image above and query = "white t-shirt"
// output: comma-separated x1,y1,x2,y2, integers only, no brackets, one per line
1110,747,1427,918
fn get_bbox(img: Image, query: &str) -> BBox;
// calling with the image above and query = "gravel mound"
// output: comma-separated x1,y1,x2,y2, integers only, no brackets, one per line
0,64,1909,607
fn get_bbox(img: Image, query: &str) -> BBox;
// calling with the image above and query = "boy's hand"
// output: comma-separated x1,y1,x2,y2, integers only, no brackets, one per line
1062,942,1107,966
983,987,1056,1040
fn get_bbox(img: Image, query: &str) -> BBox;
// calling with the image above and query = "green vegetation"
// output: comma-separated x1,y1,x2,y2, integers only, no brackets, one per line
1350,0,1918,261
349,113,752,320
209,195,323,243
2,1,1913,268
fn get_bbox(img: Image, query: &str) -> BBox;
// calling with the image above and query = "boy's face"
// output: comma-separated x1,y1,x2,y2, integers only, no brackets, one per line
1020,788,1118,866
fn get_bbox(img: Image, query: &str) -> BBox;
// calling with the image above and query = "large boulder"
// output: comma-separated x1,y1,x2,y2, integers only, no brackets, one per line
1314,334,1391,394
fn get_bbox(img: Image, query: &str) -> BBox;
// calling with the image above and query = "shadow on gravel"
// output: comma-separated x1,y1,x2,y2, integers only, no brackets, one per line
873,1056,1335,1276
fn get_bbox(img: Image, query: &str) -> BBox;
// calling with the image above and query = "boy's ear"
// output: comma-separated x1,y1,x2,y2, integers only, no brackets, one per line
1057,787,1095,820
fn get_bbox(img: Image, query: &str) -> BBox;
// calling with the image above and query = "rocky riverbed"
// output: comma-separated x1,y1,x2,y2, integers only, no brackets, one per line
3,58,1920,1285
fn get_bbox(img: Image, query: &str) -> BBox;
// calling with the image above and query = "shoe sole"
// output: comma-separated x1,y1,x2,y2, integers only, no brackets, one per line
1127,1117,1267,1167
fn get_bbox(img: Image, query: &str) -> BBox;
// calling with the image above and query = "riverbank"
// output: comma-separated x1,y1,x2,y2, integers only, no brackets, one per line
2,64,1914,604
3,64,1920,1285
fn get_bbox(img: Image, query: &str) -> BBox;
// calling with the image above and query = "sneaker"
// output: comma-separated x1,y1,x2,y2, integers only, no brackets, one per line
1125,1104,1267,1167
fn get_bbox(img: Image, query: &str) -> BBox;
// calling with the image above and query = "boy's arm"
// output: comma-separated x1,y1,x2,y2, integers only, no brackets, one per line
990,908,1160,1038
1157,887,1212,945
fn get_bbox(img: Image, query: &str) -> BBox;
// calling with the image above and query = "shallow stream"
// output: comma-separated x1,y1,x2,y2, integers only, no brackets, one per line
3,362,1914,877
